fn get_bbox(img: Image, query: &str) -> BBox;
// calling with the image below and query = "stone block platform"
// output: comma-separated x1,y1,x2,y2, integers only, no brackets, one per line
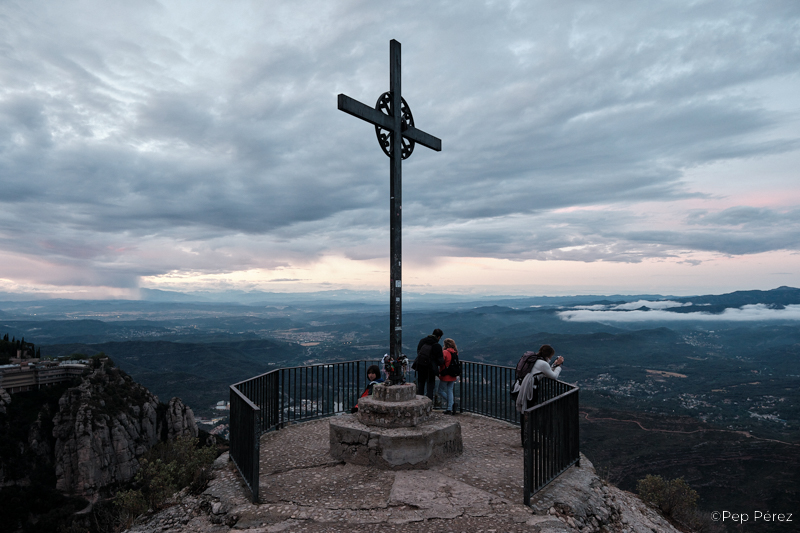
354,394,431,428
355,383,431,428
330,412,462,468
331,383,462,469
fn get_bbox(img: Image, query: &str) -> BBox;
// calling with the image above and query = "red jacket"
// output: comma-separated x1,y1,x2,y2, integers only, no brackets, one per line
439,348,458,382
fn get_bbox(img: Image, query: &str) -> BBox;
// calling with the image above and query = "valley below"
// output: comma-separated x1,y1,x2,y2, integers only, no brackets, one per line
2,287,799,531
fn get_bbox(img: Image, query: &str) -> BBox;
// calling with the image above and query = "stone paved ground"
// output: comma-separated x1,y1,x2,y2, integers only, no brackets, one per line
127,413,681,533
252,412,537,531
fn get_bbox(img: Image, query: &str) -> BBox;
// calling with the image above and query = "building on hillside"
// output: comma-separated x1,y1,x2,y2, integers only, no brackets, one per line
0,360,88,394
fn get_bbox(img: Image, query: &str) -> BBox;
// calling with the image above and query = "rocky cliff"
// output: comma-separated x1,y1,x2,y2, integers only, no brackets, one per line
0,388,11,486
0,384,63,488
51,361,198,500
0,387,10,414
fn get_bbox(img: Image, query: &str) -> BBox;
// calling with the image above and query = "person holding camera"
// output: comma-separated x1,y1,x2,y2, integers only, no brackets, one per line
513,344,564,446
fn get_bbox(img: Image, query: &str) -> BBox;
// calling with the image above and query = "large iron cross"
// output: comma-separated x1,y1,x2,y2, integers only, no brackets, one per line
338,39,441,371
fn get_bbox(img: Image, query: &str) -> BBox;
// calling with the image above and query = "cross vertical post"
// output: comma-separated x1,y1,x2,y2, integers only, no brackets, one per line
389,40,402,363
337,39,441,382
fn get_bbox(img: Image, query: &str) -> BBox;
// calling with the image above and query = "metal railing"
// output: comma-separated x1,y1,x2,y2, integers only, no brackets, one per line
230,360,388,501
457,361,520,424
230,359,578,504
229,385,261,500
523,378,581,504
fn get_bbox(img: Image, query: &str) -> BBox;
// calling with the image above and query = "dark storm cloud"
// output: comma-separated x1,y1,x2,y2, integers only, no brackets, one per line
686,206,799,227
403,204,800,263
624,207,800,255
0,0,799,288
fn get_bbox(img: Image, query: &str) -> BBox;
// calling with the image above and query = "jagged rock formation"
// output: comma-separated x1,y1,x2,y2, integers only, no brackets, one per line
0,387,10,414
51,362,198,500
27,404,55,462
161,396,198,442
0,388,9,485
0,384,62,488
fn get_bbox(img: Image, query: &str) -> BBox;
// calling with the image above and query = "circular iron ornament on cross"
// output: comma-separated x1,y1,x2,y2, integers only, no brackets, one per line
374,92,415,159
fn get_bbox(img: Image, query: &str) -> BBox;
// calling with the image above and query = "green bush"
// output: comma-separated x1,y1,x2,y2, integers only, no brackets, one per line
637,474,699,517
114,436,217,515
113,488,149,530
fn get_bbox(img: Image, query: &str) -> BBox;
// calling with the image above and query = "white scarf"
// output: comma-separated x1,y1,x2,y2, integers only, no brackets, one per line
514,371,541,413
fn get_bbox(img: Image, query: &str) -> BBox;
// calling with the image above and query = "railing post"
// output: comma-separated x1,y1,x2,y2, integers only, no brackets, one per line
458,363,463,413
574,389,580,467
523,410,533,506
251,406,261,502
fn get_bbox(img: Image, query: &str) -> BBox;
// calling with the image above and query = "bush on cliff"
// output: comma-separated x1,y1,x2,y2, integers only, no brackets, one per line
636,475,722,532
114,435,217,521
637,474,698,517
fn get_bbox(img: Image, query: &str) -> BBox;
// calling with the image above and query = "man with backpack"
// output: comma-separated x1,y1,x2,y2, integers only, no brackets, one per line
512,344,564,446
415,328,444,400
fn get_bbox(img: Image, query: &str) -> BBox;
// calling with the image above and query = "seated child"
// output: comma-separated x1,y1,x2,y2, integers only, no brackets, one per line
351,364,384,413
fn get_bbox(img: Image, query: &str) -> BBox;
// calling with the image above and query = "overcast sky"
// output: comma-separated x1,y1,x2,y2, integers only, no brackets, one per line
1,0,799,299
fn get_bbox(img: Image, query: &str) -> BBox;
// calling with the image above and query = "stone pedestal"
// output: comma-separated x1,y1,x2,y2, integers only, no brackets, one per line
330,383,462,469
372,382,417,403
357,383,430,428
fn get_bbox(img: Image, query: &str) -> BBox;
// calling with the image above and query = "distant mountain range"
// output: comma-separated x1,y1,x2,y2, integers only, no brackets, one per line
2,285,798,315
138,287,675,308
673,285,800,308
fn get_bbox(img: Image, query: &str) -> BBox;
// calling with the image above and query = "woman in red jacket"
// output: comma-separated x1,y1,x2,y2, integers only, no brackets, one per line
437,338,459,414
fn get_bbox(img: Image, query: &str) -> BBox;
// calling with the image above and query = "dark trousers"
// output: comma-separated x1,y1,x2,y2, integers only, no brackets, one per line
520,387,539,446
416,366,437,400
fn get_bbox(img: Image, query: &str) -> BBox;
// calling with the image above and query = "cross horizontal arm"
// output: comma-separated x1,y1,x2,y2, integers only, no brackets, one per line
403,126,441,152
338,94,393,130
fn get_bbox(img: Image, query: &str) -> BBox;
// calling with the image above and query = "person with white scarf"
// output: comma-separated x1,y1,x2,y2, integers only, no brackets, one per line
514,345,564,446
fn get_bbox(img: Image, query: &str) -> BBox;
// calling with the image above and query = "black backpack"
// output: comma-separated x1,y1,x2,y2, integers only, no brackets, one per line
413,343,432,370
515,351,540,382
441,351,462,377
